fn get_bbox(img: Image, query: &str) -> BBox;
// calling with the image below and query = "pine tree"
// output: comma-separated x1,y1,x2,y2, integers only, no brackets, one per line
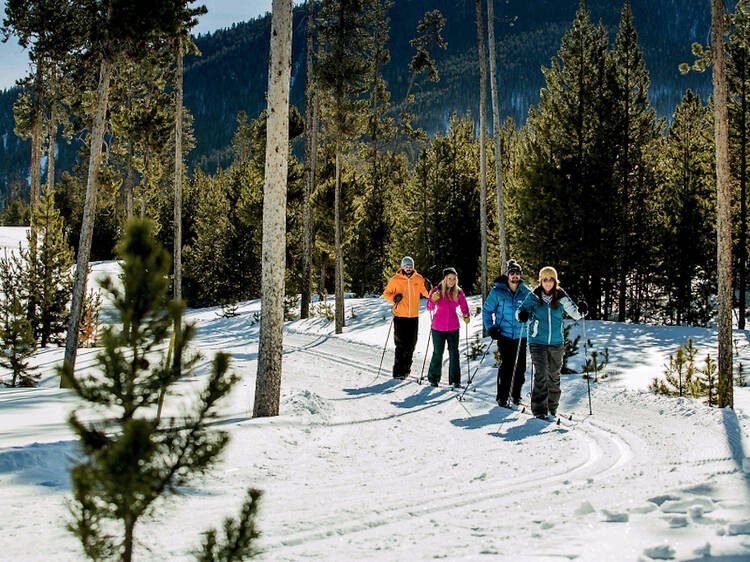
658,90,715,325
315,0,377,333
514,1,615,316
610,0,661,322
0,253,38,387
21,186,75,347
62,219,246,561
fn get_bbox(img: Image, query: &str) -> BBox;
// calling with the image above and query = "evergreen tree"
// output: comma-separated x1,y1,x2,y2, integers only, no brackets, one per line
62,219,247,561
610,0,662,322
728,0,750,330
315,0,377,333
21,186,75,347
657,90,715,325
0,253,38,387
514,1,615,315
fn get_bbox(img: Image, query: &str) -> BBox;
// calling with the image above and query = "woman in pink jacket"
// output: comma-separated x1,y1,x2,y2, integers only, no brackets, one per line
426,267,470,388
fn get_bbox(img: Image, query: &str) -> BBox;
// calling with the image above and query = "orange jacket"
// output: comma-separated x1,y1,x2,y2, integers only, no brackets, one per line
383,269,429,318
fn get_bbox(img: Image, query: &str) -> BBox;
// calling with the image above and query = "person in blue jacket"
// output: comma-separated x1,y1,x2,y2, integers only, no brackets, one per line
482,259,531,407
517,266,588,420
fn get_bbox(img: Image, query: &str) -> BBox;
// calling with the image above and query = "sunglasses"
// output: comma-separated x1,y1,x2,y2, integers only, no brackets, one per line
542,277,555,282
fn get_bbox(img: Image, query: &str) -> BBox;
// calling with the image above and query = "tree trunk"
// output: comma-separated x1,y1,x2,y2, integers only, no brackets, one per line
740,64,747,330
334,131,345,333
62,58,111,383
301,0,315,320
173,42,184,375
30,62,43,215
253,0,292,418
47,100,56,192
486,0,506,275
713,0,733,408
476,0,488,302
125,151,135,218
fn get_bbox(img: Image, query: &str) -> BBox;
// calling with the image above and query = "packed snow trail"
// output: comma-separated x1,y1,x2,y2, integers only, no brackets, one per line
2,297,750,560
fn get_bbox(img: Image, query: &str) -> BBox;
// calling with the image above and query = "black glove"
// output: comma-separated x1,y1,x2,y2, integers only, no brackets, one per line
488,326,501,340
517,310,529,323
578,301,588,316
393,293,403,304
424,279,432,292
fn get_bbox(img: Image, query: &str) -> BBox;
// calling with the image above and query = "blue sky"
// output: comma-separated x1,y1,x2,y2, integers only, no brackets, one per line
0,0,291,91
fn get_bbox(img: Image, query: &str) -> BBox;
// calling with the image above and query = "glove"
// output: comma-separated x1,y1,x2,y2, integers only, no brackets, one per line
425,279,432,292
578,301,589,316
517,310,529,323
393,294,403,304
431,291,440,302
488,326,500,340
463,315,470,324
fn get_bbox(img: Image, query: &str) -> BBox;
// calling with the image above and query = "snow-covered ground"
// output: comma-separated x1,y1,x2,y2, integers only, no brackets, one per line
2,271,750,560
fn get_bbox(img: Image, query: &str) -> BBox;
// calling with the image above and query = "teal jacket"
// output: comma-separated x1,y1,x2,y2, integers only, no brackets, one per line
517,287,581,346
482,275,531,339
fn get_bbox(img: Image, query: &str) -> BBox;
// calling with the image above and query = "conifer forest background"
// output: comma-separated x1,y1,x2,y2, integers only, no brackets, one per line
0,0,747,329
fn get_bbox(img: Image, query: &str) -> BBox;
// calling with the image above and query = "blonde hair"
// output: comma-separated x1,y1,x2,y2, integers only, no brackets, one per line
440,273,461,301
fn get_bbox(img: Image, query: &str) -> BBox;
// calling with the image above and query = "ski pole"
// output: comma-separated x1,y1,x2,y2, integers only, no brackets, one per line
582,314,592,415
507,321,529,404
418,309,434,384
377,304,397,379
458,338,495,401
464,321,471,385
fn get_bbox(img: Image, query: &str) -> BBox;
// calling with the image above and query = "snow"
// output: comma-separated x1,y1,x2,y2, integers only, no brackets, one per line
0,225,29,259
2,258,750,559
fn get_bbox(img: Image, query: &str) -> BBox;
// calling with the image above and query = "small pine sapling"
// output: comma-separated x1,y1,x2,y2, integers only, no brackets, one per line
583,344,609,381
700,354,718,406
561,323,581,374
737,362,747,387
62,220,255,562
283,295,299,321
78,290,102,348
0,253,38,387
650,338,700,397
218,301,239,318
465,334,485,361
194,488,262,562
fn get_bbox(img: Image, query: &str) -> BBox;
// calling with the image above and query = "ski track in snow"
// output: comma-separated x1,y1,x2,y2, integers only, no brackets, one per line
3,295,750,560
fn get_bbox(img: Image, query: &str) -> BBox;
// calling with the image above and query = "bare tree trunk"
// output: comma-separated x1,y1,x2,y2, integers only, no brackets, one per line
486,0,506,275
301,0,315,320
125,151,135,218
47,100,56,192
30,62,43,215
334,131,345,333
253,0,292,418
62,58,111,382
173,41,184,375
476,0,488,301
713,0,733,408
740,66,747,330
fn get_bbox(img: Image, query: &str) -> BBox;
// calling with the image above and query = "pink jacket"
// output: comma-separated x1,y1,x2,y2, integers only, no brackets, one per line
426,287,470,332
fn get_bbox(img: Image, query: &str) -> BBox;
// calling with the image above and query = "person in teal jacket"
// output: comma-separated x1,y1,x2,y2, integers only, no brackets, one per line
517,266,588,419
482,259,531,407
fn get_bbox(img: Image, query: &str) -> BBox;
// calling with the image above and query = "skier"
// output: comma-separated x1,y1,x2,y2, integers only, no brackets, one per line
482,259,531,407
383,256,430,379
516,266,588,419
425,267,470,388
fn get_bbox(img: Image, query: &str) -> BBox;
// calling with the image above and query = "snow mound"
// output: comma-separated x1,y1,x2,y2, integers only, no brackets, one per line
727,520,750,536
601,509,628,522
667,516,688,528
574,501,595,517
282,389,332,421
0,441,77,474
660,497,714,514
642,544,676,559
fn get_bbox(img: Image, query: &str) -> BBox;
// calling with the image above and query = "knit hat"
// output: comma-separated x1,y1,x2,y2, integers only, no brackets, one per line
538,266,558,284
442,267,457,277
401,256,415,269
507,259,522,276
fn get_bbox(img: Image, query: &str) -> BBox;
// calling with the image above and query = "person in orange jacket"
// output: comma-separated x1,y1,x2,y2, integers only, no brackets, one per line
382,256,430,379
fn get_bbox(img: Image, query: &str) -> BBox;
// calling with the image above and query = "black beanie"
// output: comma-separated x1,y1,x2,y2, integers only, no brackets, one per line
442,267,457,277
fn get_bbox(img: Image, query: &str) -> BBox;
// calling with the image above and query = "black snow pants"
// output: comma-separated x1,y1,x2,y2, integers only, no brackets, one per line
392,316,419,378
497,336,527,404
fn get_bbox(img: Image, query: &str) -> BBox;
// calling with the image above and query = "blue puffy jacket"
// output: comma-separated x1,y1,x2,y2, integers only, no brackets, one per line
517,287,581,346
482,276,531,339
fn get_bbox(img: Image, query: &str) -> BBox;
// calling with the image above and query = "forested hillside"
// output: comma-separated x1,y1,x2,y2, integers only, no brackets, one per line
0,0,720,196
